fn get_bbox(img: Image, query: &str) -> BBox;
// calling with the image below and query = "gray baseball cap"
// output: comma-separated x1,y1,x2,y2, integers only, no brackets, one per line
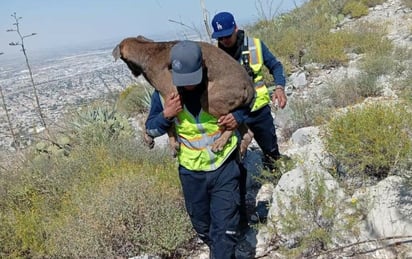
170,40,203,87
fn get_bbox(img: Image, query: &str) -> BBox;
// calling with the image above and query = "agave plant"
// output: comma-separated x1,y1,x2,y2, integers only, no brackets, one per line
69,104,134,145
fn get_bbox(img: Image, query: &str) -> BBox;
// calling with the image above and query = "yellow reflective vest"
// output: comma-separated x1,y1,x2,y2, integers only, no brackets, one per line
174,107,238,171
241,37,271,112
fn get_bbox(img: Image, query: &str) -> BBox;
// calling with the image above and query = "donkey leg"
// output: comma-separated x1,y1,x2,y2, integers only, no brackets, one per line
211,130,233,152
167,128,179,157
238,123,254,156
143,133,155,149
210,124,253,154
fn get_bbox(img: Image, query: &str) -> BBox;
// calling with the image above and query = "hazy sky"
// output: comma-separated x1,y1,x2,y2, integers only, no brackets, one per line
0,0,303,58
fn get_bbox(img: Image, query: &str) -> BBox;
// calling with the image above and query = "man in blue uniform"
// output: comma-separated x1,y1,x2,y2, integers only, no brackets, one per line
145,40,247,258
211,11,287,170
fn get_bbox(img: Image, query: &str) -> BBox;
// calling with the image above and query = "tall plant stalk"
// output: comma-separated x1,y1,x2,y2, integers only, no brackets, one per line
7,12,49,136
200,0,212,42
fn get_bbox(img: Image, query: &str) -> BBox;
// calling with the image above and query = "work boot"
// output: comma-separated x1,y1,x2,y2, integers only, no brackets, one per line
249,200,270,224
236,226,255,259
235,236,255,259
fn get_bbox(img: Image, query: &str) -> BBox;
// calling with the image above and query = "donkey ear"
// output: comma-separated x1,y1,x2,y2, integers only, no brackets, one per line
112,44,121,61
136,35,154,42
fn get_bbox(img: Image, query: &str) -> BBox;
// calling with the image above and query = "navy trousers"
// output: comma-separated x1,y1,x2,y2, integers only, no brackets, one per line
179,157,241,259
245,105,280,168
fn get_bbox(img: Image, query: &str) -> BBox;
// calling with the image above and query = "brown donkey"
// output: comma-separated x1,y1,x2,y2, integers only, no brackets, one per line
113,36,254,154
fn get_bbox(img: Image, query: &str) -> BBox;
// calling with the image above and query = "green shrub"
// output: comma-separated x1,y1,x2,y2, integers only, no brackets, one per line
0,134,192,258
360,52,395,78
343,1,369,18
307,30,349,66
320,77,364,108
47,162,191,258
66,103,134,146
345,21,390,54
117,83,153,116
357,35,393,80
356,72,383,97
324,103,412,180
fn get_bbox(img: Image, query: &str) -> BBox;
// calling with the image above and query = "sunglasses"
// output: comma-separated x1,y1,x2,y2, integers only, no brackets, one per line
217,34,232,41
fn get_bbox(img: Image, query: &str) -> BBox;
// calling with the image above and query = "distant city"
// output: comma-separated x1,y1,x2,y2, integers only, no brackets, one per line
0,44,142,150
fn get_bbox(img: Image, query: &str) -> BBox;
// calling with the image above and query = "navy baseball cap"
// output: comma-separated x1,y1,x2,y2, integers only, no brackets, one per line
170,41,203,87
211,12,236,39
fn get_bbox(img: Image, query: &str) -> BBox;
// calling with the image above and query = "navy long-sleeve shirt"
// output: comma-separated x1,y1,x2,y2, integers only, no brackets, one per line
145,87,249,138
145,90,173,138
260,41,286,87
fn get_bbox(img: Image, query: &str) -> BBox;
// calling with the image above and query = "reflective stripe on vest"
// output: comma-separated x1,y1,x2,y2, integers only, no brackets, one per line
174,107,238,171
241,37,270,112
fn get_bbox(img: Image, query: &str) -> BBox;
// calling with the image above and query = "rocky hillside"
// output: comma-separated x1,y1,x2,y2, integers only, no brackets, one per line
190,0,412,258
